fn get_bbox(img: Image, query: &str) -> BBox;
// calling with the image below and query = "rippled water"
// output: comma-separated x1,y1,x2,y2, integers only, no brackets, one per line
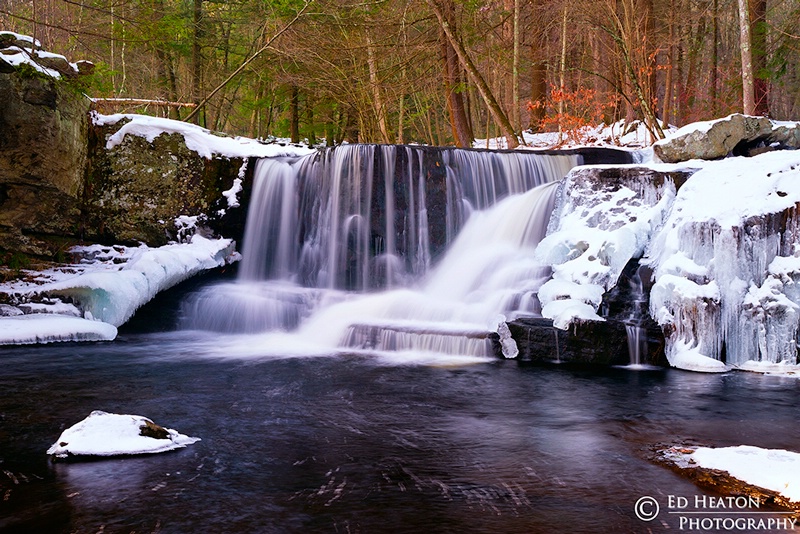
2,332,800,533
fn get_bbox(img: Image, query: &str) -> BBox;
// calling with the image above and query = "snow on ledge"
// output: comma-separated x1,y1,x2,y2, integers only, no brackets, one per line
41,235,236,327
94,112,315,160
47,411,199,459
0,314,117,345
691,445,800,503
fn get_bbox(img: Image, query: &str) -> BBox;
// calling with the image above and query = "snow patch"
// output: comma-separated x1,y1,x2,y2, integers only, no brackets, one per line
691,445,800,502
47,411,199,459
96,113,315,160
0,314,117,345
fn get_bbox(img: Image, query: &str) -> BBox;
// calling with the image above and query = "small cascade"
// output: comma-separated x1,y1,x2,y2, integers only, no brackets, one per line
181,145,580,358
238,158,299,282
622,265,650,366
625,325,647,366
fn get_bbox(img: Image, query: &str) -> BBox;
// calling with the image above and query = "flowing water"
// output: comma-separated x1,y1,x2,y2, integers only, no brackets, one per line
3,146,794,533
2,335,800,533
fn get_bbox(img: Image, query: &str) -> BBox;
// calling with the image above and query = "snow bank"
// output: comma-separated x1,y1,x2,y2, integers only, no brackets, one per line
691,445,800,502
43,235,236,327
0,314,117,345
94,113,315,160
647,150,800,369
47,411,199,459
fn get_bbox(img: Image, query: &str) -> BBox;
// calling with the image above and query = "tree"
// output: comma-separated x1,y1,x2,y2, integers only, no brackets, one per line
738,0,756,115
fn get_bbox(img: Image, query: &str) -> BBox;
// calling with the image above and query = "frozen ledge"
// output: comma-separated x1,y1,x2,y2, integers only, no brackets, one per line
1,235,238,345
0,314,117,344
42,235,237,327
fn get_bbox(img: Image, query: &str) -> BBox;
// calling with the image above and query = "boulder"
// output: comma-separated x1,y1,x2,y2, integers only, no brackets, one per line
34,53,77,78
0,70,91,257
506,316,666,366
653,114,774,163
84,119,246,246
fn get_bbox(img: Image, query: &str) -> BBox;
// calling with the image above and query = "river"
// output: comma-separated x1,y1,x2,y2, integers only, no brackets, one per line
2,328,799,533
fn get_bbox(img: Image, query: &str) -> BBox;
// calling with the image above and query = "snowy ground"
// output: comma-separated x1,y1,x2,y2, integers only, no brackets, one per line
664,445,800,505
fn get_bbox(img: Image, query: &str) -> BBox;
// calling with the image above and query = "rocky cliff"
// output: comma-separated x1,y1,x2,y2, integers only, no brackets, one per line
0,59,90,258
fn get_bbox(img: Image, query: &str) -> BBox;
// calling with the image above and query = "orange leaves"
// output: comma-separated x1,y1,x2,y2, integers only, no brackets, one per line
527,86,619,146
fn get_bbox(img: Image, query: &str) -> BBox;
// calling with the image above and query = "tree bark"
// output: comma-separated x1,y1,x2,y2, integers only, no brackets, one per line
749,0,768,115
439,0,473,147
737,0,756,115
192,0,203,124
425,0,518,148
366,34,391,144
290,84,300,143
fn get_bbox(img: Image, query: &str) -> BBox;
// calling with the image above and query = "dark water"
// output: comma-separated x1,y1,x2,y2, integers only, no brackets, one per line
1,334,799,533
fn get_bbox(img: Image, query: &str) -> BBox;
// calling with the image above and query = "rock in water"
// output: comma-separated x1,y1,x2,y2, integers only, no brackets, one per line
47,410,200,460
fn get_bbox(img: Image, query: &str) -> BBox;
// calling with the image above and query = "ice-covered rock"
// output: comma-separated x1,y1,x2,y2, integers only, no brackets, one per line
535,165,695,329
47,411,200,460
647,150,800,369
41,235,236,327
0,314,117,344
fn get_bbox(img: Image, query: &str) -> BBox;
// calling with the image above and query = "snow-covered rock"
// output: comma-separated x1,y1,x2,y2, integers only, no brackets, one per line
647,150,800,370
535,165,695,329
0,314,117,344
42,235,237,327
653,114,800,163
47,411,200,460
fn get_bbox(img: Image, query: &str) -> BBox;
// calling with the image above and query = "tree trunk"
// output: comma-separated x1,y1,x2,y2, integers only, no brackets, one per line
290,85,300,143
529,37,547,131
427,0,518,148
192,0,204,124
737,0,756,115
366,34,391,144
750,0,768,115
439,0,473,147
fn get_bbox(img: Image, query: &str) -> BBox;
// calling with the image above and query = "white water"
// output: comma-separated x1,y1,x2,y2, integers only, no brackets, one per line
181,146,579,358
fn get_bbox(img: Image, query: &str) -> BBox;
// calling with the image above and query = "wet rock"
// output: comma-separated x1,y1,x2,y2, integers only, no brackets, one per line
652,445,800,511
506,316,666,366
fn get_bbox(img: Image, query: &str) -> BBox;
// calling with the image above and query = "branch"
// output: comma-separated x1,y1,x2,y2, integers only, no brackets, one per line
184,0,314,124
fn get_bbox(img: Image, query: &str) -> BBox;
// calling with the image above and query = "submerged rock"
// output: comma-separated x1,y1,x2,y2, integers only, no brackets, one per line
654,444,800,511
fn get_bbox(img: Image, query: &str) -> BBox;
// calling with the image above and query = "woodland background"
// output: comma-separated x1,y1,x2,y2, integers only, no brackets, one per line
1,0,799,147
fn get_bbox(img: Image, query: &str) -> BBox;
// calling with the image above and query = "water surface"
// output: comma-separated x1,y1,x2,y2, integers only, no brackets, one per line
2,334,799,533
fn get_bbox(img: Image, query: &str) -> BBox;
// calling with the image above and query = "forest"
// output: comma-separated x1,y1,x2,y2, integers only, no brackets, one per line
1,0,799,147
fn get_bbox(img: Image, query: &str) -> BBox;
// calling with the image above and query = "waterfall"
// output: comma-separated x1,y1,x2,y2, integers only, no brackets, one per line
180,145,579,357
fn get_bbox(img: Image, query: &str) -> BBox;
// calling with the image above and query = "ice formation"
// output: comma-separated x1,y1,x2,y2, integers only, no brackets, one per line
647,151,800,370
535,165,687,329
42,235,237,327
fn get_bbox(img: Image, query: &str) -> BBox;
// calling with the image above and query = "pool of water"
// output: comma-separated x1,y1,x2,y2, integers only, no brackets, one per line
2,332,799,533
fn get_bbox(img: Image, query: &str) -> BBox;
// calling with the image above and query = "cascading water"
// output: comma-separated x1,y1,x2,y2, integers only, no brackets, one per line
623,266,649,366
180,145,579,358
